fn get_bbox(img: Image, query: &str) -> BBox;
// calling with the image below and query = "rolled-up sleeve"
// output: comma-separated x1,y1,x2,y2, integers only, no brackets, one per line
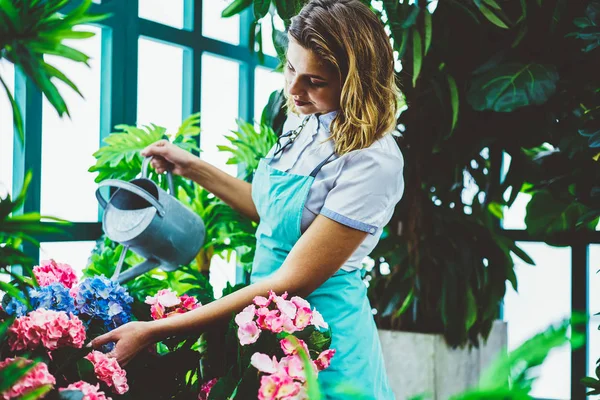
320,148,404,235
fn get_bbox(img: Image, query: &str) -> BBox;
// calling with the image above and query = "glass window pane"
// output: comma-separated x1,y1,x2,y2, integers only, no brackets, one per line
502,152,531,229
254,66,283,124
0,60,14,198
200,54,239,176
39,241,97,278
210,252,237,299
260,18,277,57
41,25,102,222
139,0,185,30
503,242,572,399
588,245,600,378
137,38,184,134
202,0,239,45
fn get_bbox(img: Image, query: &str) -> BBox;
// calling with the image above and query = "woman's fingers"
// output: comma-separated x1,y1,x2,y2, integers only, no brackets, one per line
141,140,169,158
87,330,117,349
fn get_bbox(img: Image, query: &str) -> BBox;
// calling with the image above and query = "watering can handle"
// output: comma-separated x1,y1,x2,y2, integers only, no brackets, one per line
142,156,176,195
95,180,166,217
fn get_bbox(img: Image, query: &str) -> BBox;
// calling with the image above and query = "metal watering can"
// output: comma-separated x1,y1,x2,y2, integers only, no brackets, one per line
95,157,205,283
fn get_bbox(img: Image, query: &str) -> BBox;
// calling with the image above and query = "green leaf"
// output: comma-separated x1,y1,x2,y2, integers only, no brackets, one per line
483,0,502,10
274,0,298,23
222,0,252,18
0,74,23,143
525,190,592,237
76,358,95,382
423,10,432,55
447,74,459,135
465,286,477,331
467,63,559,112
477,3,509,29
393,287,414,318
412,29,422,87
475,318,583,393
0,358,36,393
19,385,53,400
254,0,271,20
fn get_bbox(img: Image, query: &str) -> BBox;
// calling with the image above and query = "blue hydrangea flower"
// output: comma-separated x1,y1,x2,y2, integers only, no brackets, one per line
3,296,28,317
74,276,133,330
3,282,76,316
29,282,76,314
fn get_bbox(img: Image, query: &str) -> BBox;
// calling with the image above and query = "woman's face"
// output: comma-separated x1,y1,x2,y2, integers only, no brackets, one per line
285,37,342,115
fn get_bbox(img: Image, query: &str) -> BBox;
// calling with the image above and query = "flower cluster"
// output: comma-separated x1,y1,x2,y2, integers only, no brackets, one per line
84,351,129,395
0,358,56,400
4,282,76,317
8,309,86,352
198,378,218,400
145,289,201,320
34,259,78,288
251,338,335,400
73,276,133,329
236,291,328,346
60,381,111,400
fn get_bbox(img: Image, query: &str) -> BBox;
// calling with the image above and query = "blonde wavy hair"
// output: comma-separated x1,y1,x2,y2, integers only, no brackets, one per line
286,0,400,155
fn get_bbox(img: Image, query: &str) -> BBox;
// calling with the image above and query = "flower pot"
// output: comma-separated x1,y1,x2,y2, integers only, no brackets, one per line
378,320,507,399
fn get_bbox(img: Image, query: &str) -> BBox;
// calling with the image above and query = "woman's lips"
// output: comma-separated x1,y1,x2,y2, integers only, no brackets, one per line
294,99,310,106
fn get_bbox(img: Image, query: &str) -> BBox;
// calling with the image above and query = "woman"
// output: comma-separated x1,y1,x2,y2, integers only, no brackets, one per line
91,0,404,398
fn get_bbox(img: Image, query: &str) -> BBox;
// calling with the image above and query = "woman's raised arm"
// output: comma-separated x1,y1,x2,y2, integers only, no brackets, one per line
89,215,367,365
141,140,260,222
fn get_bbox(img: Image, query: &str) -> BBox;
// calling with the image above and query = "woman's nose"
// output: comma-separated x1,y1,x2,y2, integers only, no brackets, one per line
288,77,304,96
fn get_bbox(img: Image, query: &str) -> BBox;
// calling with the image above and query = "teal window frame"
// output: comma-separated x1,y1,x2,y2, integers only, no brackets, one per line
11,0,278,261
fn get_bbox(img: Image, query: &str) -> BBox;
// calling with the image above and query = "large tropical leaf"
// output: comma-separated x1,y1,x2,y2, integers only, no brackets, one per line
217,120,278,181
467,63,559,112
0,0,109,142
525,190,597,237
88,113,200,184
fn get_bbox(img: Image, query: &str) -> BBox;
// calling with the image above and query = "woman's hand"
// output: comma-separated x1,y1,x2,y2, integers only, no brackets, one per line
88,321,156,366
141,140,197,178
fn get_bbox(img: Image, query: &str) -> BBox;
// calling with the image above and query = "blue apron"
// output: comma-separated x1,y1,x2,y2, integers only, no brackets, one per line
250,126,395,399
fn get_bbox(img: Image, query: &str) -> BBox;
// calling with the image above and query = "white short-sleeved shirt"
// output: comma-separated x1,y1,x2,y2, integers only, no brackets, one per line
265,110,405,271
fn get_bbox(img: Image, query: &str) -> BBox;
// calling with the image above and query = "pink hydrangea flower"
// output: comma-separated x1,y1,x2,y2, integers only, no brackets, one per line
280,355,309,382
253,295,270,307
314,349,336,371
274,297,297,320
0,358,55,399
251,353,279,374
33,259,78,288
311,309,328,329
294,307,312,330
280,338,309,357
180,295,200,311
258,373,300,400
198,378,218,400
145,289,180,308
234,305,256,326
8,309,86,352
290,296,310,309
145,290,201,320
237,321,260,345
84,351,129,395
60,381,111,400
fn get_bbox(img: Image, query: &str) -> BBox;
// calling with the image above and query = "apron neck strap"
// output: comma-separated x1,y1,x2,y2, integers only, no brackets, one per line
309,151,336,178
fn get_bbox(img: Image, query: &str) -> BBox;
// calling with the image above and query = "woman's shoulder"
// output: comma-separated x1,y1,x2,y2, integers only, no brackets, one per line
340,132,404,172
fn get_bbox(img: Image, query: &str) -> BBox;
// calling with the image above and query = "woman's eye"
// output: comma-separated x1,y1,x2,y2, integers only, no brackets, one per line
310,80,327,87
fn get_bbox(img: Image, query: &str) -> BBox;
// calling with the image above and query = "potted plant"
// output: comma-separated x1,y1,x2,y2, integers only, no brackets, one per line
221,0,600,397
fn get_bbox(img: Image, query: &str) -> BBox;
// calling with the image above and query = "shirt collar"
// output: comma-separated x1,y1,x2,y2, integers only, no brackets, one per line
315,110,338,134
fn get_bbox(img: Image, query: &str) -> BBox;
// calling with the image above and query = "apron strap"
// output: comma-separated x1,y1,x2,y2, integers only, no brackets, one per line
309,151,336,178
272,115,312,160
